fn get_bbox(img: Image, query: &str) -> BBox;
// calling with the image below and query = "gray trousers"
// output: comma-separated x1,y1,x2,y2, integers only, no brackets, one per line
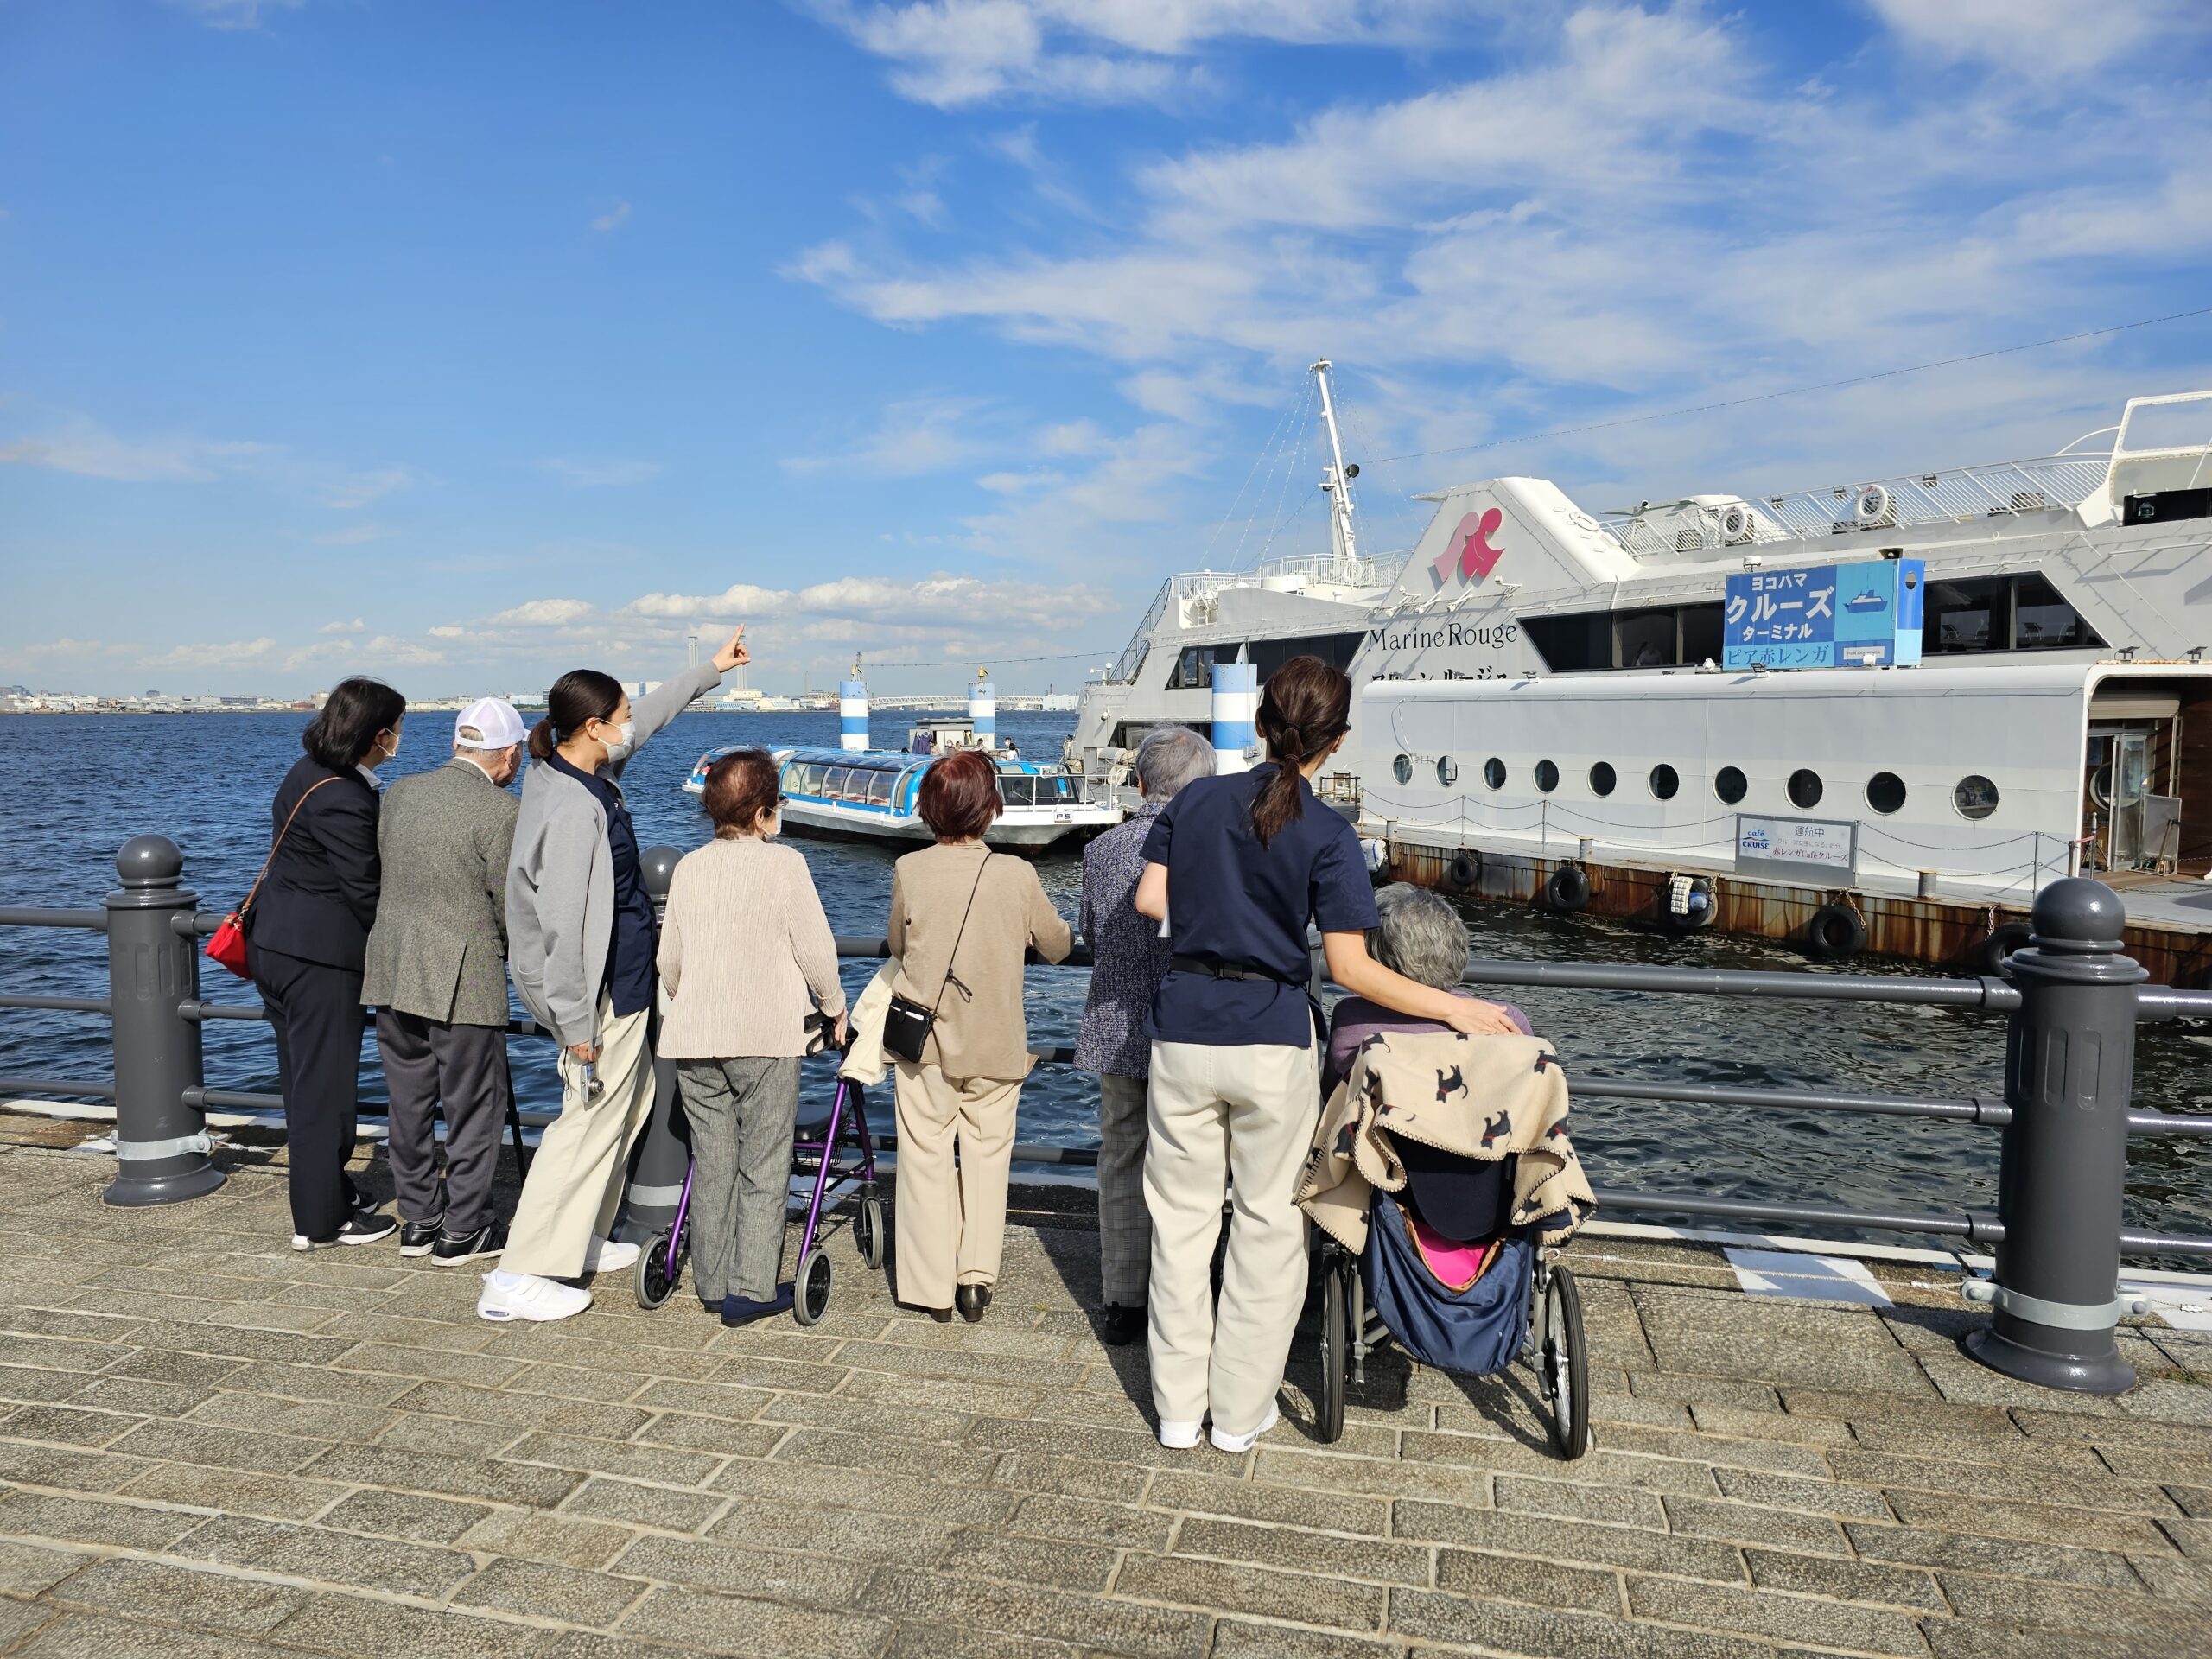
1097,1073,1151,1306
374,1009,509,1235
674,1057,800,1303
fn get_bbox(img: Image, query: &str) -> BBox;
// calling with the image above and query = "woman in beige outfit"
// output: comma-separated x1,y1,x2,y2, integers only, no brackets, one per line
887,748,1072,1323
658,750,847,1325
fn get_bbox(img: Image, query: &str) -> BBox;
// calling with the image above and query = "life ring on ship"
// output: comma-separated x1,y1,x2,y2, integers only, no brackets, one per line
1445,852,1481,891
1547,864,1591,913
1982,921,2032,976
1806,903,1868,960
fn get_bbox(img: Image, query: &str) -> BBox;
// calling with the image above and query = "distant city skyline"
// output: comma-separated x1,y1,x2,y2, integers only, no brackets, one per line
5,1,2210,697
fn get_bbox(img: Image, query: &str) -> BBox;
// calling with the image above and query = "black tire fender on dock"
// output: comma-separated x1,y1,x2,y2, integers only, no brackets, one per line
1982,920,2032,976
1547,863,1591,913
1445,851,1481,891
1806,902,1868,960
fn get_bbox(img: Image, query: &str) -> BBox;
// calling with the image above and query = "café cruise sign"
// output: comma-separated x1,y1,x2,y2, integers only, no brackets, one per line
1722,557,1926,671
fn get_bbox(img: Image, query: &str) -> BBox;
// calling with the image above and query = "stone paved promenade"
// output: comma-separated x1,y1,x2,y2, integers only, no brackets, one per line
0,1128,2207,1659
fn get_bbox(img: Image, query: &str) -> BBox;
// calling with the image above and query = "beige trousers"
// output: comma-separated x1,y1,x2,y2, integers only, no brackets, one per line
1145,1039,1319,1434
892,1059,1022,1310
501,996,655,1279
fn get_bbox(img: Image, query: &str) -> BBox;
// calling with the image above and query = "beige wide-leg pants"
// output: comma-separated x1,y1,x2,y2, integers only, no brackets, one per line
501,996,655,1280
892,1059,1021,1311
1145,1039,1319,1435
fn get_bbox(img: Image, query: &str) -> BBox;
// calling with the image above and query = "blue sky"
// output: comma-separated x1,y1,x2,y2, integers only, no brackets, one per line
3,0,2209,697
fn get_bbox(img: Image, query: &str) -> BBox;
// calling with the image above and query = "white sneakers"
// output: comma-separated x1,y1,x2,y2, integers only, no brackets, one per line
581,1236,640,1274
1157,1404,1281,1452
1209,1406,1281,1455
477,1271,591,1323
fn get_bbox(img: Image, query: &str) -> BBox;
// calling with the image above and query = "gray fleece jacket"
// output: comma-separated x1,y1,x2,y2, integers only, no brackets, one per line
505,660,723,1047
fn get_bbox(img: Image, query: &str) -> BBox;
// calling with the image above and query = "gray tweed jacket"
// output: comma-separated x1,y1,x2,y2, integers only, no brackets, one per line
360,758,519,1027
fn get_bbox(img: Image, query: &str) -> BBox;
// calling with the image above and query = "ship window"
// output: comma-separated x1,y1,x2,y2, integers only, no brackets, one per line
1535,760,1560,792
1615,610,1676,669
1715,766,1748,804
1589,762,1617,796
1524,603,1727,671
1483,757,1506,790
1393,753,1413,785
1866,772,1907,815
2012,573,2101,650
1955,774,1999,820
1438,756,1459,787
1249,631,1364,682
1522,613,1610,673
867,772,895,805
1649,764,1680,800
1168,646,1220,690
1788,769,1823,810
1924,574,2104,654
1680,603,1725,665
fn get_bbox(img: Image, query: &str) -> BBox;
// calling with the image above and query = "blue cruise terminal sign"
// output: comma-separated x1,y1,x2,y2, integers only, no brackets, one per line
1722,558,1925,671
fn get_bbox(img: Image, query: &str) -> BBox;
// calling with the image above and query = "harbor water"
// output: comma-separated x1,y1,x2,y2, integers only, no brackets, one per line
5,709,2212,1255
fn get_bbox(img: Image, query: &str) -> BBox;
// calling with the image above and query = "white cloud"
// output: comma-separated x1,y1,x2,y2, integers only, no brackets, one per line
428,625,468,639
593,201,632,232
163,0,306,29
363,635,447,666
145,637,278,669
0,420,270,482
323,465,416,510
1861,0,2193,75
625,572,1111,630
317,618,365,635
537,455,664,488
782,396,992,475
488,598,596,627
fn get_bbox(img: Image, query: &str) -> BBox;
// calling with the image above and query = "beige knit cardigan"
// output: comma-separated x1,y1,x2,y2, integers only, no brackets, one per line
656,836,846,1059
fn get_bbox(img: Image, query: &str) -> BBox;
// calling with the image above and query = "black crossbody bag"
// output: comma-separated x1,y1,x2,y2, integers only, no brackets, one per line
881,853,991,1066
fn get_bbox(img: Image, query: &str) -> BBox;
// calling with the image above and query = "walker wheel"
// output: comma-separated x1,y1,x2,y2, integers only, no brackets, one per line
794,1246,834,1326
1541,1265,1591,1459
1317,1249,1351,1446
633,1230,678,1311
855,1195,887,1271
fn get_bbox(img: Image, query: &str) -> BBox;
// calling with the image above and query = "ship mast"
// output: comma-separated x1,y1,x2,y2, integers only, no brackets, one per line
1310,358,1361,575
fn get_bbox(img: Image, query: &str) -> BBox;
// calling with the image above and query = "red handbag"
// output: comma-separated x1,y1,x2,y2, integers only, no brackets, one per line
205,777,337,981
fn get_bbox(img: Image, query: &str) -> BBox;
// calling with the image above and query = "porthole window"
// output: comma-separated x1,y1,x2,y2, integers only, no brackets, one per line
1483,757,1506,791
1955,775,1999,820
1715,766,1748,804
1589,762,1617,797
1535,760,1560,793
1437,756,1458,788
1393,753,1412,785
1788,769,1823,810
1866,772,1907,815
1649,764,1680,801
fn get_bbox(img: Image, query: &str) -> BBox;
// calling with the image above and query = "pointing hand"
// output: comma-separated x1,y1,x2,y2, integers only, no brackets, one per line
712,625,750,672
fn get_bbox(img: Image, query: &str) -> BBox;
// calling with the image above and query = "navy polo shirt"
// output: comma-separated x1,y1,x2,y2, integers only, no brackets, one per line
1142,765,1379,1050
546,752,657,1020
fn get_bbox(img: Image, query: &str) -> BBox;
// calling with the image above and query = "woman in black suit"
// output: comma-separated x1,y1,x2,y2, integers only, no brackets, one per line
251,677,408,1249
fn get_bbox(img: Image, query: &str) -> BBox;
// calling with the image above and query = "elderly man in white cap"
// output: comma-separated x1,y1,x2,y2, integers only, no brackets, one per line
361,697,529,1263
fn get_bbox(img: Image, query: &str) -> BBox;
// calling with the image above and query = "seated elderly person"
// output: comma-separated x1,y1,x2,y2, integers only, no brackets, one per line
1325,884,1533,1093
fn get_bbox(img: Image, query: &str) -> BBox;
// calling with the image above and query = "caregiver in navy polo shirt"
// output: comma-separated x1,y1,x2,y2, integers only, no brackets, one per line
1133,656,1520,1454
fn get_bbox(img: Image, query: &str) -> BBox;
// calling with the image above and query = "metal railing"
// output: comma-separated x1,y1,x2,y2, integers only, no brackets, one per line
4,836,2212,1395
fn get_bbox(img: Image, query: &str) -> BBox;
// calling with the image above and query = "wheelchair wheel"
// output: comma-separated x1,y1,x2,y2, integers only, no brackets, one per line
855,1194,887,1271
794,1246,834,1326
633,1230,679,1311
1317,1250,1351,1446
1541,1265,1591,1459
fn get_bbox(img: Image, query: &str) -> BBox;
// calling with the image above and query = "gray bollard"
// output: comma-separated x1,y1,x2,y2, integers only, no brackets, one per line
104,836,225,1206
616,845,690,1243
1965,877,2142,1394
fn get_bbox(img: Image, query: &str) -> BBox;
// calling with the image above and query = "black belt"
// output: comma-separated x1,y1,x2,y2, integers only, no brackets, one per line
1170,954,1305,987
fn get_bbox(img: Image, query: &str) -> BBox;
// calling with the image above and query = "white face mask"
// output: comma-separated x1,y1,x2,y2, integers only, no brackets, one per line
601,719,636,762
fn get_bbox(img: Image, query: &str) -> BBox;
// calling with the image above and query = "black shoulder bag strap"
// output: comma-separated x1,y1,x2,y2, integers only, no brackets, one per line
929,851,993,1018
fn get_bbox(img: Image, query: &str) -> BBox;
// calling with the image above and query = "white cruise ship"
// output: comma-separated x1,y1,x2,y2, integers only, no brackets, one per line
1071,367,2212,973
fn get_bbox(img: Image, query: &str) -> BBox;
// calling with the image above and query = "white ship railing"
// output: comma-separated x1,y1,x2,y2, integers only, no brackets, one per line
1599,454,2113,558
1106,550,1415,682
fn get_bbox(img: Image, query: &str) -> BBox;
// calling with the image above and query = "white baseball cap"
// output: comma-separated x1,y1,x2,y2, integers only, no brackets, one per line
454,697,528,751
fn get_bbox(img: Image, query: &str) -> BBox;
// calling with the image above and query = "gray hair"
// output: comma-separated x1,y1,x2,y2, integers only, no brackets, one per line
1133,725,1215,802
1370,883,1469,991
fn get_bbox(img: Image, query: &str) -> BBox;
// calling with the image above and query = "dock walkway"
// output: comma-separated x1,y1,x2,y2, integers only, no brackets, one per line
0,1126,2206,1658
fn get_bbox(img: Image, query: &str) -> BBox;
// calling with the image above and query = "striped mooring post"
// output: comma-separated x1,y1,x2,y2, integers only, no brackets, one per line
969,672,996,751
840,666,868,753
1211,660,1258,775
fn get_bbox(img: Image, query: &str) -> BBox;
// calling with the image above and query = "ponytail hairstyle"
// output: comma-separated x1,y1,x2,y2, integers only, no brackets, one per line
1250,654,1352,848
528,668,625,763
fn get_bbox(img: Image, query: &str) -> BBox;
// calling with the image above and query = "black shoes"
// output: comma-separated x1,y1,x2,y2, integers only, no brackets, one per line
292,1208,397,1251
1100,1303,1146,1346
399,1214,444,1257
956,1284,992,1324
925,1306,955,1324
432,1221,506,1266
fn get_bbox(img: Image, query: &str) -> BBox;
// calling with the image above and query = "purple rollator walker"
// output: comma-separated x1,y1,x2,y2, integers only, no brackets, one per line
633,1038,889,1324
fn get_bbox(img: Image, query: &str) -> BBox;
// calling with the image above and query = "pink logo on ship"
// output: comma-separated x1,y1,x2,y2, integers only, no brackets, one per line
1431,507,1505,585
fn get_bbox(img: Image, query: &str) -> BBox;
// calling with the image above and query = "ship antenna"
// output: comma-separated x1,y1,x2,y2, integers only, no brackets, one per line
1310,358,1361,574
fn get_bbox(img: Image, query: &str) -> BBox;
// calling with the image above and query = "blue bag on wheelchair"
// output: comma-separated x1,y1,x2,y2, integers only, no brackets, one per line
1363,1190,1530,1376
